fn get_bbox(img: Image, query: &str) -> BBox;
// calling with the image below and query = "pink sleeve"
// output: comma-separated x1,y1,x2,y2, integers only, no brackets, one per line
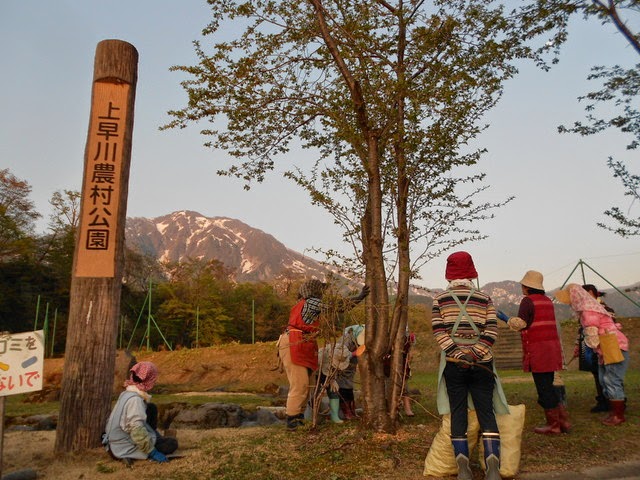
579,311,599,328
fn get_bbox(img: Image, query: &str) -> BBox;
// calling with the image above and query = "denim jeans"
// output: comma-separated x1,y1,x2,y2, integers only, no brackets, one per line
599,350,629,400
443,361,498,437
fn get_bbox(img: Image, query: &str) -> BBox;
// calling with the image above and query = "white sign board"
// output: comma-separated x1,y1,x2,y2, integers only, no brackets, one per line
0,330,44,397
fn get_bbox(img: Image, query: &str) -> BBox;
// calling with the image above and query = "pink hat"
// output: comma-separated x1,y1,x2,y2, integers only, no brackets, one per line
125,361,159,392
445,251,478,281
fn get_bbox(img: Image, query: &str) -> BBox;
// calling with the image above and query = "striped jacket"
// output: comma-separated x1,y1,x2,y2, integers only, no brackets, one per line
432,283,498,362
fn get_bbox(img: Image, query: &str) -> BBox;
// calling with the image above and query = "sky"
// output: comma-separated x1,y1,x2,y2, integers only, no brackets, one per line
1,1,639,291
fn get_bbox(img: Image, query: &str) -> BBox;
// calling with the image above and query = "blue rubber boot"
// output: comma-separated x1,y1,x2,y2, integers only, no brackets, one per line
482,432,501,480
451,436,473,480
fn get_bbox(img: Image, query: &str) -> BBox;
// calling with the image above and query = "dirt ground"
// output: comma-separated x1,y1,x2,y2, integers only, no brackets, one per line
2,343,456,480
40,341,287,396
1,428,281,480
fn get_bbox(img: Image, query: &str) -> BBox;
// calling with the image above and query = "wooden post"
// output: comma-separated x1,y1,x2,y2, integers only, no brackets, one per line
55,39,138,453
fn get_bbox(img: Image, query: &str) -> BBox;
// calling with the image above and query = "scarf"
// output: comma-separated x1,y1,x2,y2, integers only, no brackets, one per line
125,361,158,392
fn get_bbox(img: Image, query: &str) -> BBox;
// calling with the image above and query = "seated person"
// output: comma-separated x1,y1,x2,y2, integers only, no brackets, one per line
103,361,178,463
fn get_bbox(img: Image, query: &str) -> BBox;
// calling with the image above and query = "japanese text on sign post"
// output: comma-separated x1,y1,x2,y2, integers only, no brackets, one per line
0,330,44,396
75,82,130,278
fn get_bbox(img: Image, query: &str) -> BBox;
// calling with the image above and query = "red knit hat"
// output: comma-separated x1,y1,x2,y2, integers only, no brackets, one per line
445,251,478,281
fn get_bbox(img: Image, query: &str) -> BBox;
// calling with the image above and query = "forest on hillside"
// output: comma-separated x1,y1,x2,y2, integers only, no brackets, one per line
0,168,328,353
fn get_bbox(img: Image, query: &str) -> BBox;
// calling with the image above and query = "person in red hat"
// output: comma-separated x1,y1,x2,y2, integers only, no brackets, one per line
432,251,505,480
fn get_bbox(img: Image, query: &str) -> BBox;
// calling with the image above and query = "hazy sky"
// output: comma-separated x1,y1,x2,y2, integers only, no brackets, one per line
2,1,639,290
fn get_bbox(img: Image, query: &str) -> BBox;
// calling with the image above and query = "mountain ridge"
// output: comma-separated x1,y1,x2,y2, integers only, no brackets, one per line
125,210,334,283
124,210,640,317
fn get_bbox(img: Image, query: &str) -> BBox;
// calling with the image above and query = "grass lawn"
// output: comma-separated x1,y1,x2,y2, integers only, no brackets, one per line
2,318,638,479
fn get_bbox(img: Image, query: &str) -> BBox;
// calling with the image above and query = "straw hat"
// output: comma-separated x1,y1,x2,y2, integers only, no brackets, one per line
520,270,544,291
555,288,571,304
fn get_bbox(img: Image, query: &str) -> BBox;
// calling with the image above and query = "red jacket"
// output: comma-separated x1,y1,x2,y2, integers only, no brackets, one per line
519,294,564,373
287,299,319,371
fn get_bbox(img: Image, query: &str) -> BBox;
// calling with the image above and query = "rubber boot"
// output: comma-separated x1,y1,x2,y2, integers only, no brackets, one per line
482,433,501,480
591,374,608,412
348,400,359,418
451,436,473,480
340,400,355,420
557,404,571,433
339,400,348,419
602,399,626,426
286,413,304,430
591,395,608,413
402,396,415,416
329,398,344,423
533,407,562,435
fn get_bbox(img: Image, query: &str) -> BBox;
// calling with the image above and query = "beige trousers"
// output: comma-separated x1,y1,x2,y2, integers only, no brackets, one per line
279,332,312,416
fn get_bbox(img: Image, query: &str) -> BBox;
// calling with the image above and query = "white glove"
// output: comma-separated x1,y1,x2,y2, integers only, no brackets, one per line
507,317,527,331
585,334,600,349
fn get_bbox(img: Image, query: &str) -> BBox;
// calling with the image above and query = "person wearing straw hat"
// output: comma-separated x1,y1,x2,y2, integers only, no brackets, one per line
556,284,629,426
572,284,615,413
506,270,569,435
432,251,506,480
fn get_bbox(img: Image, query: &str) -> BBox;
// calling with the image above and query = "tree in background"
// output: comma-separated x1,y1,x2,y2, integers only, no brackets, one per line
156,258,235,347
522,1,640,236
31,190,82,353
0,169,43,333
39,190,81,294
227,282,290,342
164,1,559,431
0,168,40,261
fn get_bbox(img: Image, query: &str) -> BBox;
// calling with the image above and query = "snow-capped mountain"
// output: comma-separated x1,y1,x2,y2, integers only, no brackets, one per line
124,211,640,317
125,210,332,282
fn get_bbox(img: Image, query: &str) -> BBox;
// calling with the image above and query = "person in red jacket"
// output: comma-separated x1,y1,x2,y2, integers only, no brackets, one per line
507,270,569,434
278,279,369,430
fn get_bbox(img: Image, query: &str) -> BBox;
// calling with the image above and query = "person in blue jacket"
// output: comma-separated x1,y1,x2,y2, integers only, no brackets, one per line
103,361,178,463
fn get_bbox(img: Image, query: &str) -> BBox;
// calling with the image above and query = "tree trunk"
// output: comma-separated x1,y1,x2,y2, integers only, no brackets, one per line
55,39,138,453
359,133,395,433
388,25,411,420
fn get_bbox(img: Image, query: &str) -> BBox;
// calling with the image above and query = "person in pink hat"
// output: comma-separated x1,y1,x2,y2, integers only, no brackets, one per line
556,283,629,426
432,251,505,480
103,361,178,464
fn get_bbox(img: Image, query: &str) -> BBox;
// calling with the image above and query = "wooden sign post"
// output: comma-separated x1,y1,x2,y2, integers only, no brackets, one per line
55,40,138,453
